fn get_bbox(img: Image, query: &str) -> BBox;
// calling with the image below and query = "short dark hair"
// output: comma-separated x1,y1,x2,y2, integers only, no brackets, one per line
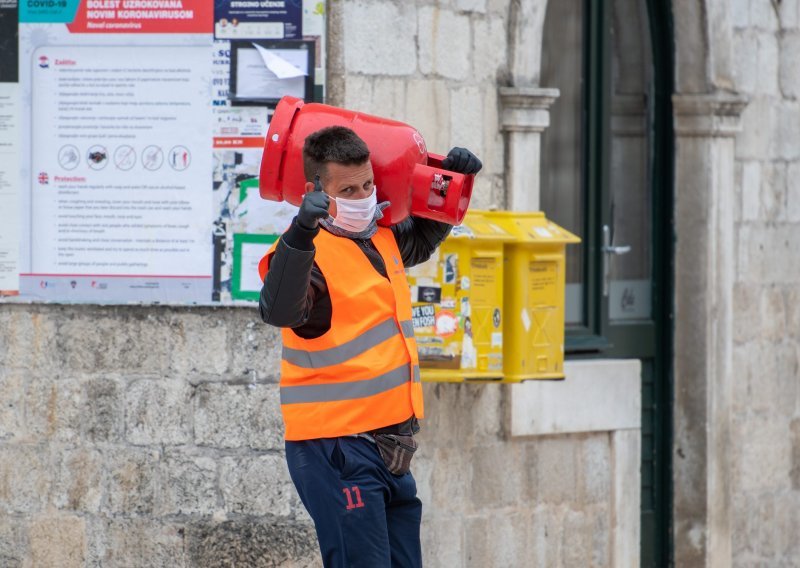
302,126,370,182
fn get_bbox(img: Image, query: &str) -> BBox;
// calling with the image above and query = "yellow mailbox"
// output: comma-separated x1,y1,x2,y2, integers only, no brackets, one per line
405,211,513,382
482,212,580,381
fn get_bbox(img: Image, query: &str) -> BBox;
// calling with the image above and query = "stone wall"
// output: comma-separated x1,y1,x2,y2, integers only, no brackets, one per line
0,305,615,567
326,0,509,212
729,0,800,564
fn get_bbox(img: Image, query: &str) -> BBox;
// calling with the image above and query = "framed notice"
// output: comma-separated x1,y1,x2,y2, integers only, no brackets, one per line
231,233,278,301
229,40,315,107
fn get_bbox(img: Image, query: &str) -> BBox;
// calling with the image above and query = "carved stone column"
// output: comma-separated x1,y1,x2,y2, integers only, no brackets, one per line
499,86,559,212
672,92,748,567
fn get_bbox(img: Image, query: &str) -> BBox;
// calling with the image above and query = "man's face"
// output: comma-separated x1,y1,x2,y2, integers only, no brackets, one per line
322,160,375,200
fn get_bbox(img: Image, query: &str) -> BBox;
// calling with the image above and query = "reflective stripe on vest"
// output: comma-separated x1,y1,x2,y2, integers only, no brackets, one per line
281,363,420,404
282,317,411,369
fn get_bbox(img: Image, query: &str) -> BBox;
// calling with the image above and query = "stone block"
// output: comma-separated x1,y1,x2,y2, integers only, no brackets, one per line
404,79,451,156
0,372,24,442
57,311,170,374
788,162,800,221
0,444,53,513
418,7,471,80
560,509,594,567
343,1,417,76
450,85,485,160
370,77,409,121
465,513,527,568
169,312,230,376
736,413,792,493
0,514,26,568
761,161,788,220
472,16,507,83
417,383,470,450
731,493,795,560
740,161,761,221
342,74,374,113
52,447,103,513
159,451,219,516
751,0,779,30
24,378,82,442
792,418,800,490
185,520,319,568
82,377,123,443
771,102,800,161
732,31,758,94
0,311,62,375
468,382,505,442
228,317,282,384
759,284,788,340
733,282,760,344
787,286,800,338
737,224,800,283
219,454,294,517
410,450,434,510
732,341,797,416
429,447,471,515
481,88,504,177
736,97,776,160
469,444,524,509
124,379,191,446
102,447,159,516
780,32,800,97
579,434,611,505
756,32,780,96
731,0,750,28
420,515,463,567
527,506,563,567
535,436,579,504
86,517,187,568
193,382,283,450
27,514,86,568
780,0,800,29
454,0,486,13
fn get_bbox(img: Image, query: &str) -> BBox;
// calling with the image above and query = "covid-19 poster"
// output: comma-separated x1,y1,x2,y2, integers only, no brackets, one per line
0,0,323,304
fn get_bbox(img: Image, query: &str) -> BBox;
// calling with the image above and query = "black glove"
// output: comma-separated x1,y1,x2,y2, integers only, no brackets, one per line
441,147,482,175
296,175,330,230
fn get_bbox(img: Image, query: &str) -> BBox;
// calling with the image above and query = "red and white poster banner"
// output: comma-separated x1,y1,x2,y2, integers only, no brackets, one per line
67,0,213,34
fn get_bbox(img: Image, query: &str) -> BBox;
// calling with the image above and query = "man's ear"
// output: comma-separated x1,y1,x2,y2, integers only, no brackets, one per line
304,181,316,193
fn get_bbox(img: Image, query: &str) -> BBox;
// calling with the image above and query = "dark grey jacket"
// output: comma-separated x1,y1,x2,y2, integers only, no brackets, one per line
259,216,451,339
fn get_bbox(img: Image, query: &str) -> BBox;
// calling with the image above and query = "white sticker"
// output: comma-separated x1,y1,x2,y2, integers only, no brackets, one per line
451,225,475,238
521,308,531,332
461,276,471,290
460,297,471,317
533,227,552,238
491,332,503,348
443,254,458,283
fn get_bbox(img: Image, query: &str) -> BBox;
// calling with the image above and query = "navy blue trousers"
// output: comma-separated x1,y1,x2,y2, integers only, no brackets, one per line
285,437,423,568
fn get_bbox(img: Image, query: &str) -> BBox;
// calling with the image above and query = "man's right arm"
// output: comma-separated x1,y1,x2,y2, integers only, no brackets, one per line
259,219,326,328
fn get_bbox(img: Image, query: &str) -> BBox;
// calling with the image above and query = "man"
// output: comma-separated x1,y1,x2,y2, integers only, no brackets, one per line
258,125,481,567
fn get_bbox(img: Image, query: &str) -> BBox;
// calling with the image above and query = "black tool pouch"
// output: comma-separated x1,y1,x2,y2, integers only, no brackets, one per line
373,433,418,476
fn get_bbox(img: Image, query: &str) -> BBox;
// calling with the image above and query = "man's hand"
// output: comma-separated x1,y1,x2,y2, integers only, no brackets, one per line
441,147,483,175
297,175,330,230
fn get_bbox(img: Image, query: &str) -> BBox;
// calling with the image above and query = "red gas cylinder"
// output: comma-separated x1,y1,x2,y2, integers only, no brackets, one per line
259,96,474,226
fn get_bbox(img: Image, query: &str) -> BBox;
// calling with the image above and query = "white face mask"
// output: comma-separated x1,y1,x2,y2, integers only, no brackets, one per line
331,188,378,233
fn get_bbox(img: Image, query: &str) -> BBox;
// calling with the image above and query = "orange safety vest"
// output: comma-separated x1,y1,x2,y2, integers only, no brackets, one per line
258,227,424,441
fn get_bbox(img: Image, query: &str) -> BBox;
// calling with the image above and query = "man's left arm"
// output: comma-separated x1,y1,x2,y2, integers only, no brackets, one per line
392,147,482,268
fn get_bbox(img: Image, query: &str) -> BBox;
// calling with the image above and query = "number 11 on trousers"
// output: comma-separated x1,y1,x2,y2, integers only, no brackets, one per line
343,486,365,510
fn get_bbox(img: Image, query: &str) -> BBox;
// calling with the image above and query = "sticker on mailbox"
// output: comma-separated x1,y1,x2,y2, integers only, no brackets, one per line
412,304,436,330
417,286,442,304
